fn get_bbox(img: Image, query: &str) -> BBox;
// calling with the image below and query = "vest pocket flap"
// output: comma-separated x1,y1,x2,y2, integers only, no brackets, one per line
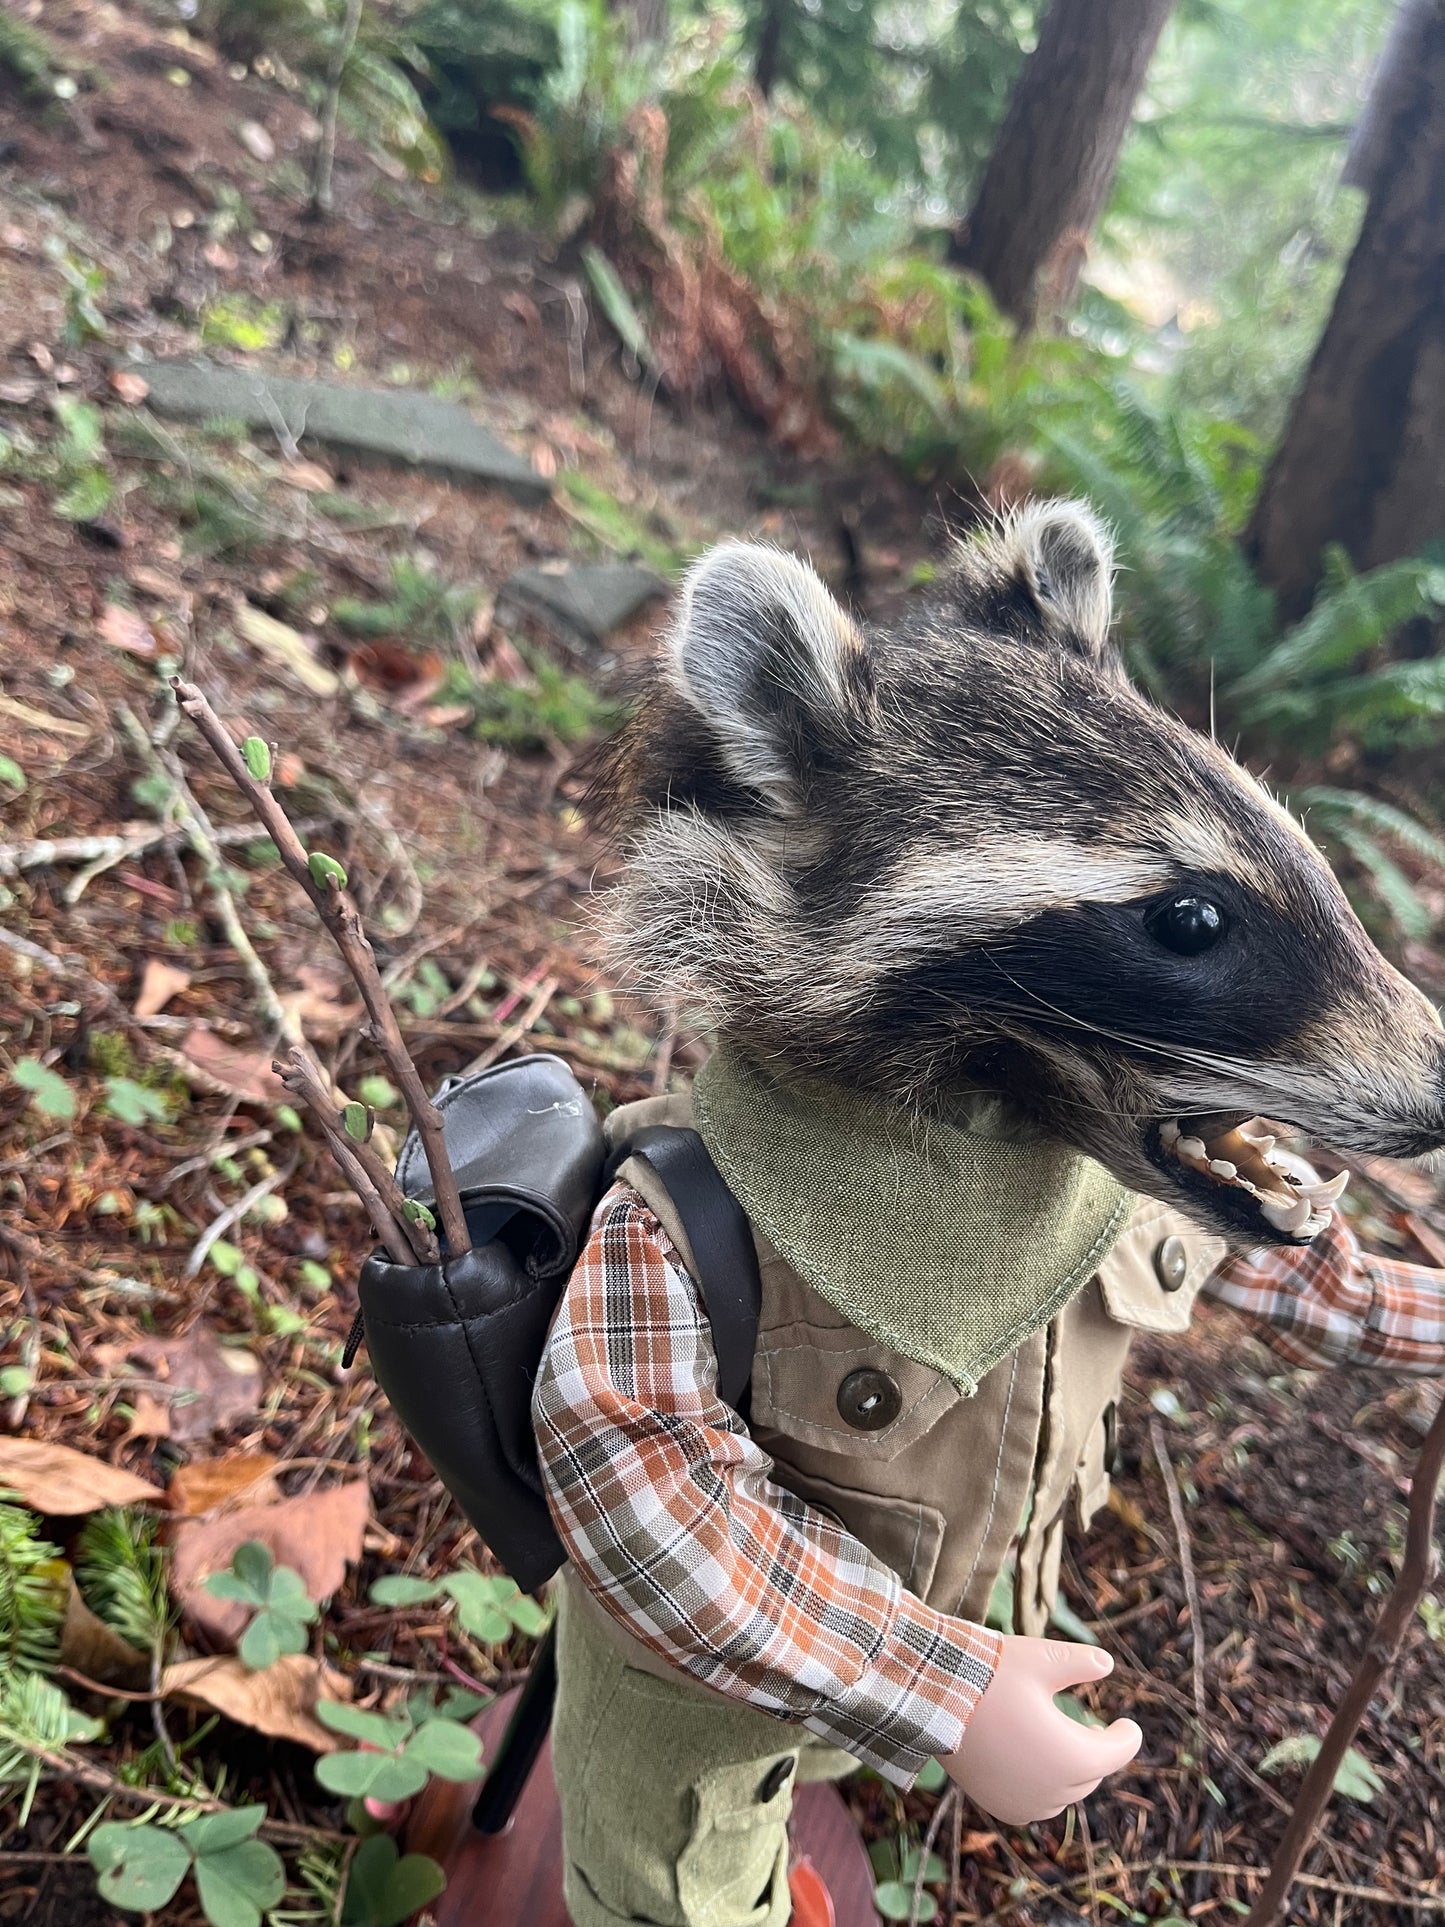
1096,1201,1226,1334
751,1322,961,1460
777,1466,947,1601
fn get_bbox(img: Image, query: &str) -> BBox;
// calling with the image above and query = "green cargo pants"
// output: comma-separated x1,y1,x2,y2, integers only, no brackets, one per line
553,1573,854,1927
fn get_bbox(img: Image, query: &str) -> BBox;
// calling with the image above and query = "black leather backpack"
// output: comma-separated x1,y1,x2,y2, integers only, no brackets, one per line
353,1053,760,1594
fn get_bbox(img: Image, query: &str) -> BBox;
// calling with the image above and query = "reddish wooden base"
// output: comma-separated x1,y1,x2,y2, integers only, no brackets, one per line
404,1693,881,1927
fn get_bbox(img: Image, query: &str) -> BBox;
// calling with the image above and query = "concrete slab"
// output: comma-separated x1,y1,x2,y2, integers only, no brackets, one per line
132,358,549,504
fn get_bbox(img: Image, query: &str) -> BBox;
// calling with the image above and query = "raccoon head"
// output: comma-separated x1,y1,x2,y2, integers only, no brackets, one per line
595,504,1445,1248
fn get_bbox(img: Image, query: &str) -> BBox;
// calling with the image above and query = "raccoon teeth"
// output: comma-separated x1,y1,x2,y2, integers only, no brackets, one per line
1160,1120,1181,1149
1302,1169,1350,1207
1208,1158,1238,1179
1176,1135,1208,1162
1260,1192,1313,1234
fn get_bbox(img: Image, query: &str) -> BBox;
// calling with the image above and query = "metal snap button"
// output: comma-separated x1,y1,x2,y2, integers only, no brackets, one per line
758,1758,795,1802
1153,1235,1188,1292
837,1368,902,1431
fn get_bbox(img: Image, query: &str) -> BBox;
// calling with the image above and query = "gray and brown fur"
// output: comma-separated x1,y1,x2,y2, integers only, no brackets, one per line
592,504,1445,1246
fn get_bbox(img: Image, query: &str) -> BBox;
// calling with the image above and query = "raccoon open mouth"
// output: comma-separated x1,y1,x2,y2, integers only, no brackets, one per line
1151,1115,1347,1242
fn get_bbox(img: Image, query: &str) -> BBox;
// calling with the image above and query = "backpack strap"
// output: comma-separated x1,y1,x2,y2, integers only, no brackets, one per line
606,1125,760,1411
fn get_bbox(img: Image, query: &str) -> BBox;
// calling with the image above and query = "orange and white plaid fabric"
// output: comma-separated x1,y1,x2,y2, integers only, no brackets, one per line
1208,1211,1445,1374
534,1185,1445,1784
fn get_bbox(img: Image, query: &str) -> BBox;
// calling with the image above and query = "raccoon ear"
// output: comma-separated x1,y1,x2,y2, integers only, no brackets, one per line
668,541,869,811
1006,500,1115,653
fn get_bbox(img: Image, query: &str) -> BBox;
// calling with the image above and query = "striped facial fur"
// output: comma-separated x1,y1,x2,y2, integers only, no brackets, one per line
593,503,1445,1248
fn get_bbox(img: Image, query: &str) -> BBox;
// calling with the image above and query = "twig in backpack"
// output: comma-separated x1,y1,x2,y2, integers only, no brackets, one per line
274,1043,437,1265
1240,1387,1445,1927
171,678,471,1257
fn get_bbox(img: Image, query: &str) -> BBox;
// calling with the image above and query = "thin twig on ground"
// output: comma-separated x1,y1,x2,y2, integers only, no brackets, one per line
172,678,470,1256
184,1161,295,1280
1150,1417,1207,1733
909,1784,958,1927
1241,1389,1445,1927
117,702,299,1048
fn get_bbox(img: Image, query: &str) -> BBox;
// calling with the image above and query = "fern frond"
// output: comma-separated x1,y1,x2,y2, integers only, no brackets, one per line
75,1508,170,1655
1320,822,1434,940
0,1498,67,1676
1230,556,1438,702
0,1669,102,1824
1294,787,1445,872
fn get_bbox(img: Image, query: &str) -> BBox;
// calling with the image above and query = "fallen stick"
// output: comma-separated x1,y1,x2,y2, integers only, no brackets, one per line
1241,1388,1445,1927
172,678,470,1257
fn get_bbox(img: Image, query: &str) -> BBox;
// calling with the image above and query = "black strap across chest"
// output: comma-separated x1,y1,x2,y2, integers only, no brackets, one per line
606,1124,761,1412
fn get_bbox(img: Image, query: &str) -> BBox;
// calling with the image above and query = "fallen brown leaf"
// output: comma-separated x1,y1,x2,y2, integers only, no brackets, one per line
61,1581,151,1690
279,965,361,1043
0,377,39,404
126,1390,174,1442
134,958,192,1019
179,1029,287,1106
108,369,150,406
282,459,333,492
167,1452,281,1518
99,603,157,659
163,1654,350,1752
0,1438,161,1513
420,703,475,731
349,642,446,712
173,1480,371,1643
117,1327,264,1444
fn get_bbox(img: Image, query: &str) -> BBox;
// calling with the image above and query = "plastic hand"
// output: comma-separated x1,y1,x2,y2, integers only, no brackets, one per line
941,1635,1142,1825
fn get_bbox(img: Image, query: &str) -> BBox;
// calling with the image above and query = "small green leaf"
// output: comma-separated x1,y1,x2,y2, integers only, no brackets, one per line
1054,1692,1105,1728
403,1717,484,1782
209,1238,242,1278
204,1570,265,1607
316,1749,430,1803
357,1074,399,1109
1258,1734,1383,1801
340,1835,447,1927
193,1837,286,1927
239,1611,305,1670
241,737,272,782
369,1574,442,1608
275,1104,304,1133
0,1365,32,1397
297,1258,331,1292
913,1757,947,1793
343,1102,370,1141
11,1057,77,1121
232,1541,274,1594
1048,1590,1102,1647
874,1880,936,1922
54,465,114,522
307,850,348,891
402,1198,436,1230
89,1823,191,1914
0,755,25,794
103,1077,171,1127
316,1700,412,1749
179,1807,267,1856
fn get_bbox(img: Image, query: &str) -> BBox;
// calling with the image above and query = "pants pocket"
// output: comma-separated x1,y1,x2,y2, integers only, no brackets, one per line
675,1755,795,1927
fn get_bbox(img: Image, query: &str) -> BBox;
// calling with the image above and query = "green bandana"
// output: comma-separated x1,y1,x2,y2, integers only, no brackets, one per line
693,1046,1133,1395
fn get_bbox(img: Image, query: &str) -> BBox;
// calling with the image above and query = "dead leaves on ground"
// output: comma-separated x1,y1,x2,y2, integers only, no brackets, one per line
133,957,192,1018
163,1654,350,1752
166,1451,282,1518
178,1029,287,1106
172,1477,371,1645
95,1327,263,1444
0,1436,162,1512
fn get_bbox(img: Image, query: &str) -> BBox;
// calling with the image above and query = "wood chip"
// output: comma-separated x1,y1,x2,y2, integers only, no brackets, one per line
0,692,89,738
108,370,150,405
99,602,157,658
134,958,192,1019
232,601,339,697
0,1437,162,1513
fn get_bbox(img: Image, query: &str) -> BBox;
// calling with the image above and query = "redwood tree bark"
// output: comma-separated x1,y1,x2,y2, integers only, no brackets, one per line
949,0,1178,329
1246,1,1445,621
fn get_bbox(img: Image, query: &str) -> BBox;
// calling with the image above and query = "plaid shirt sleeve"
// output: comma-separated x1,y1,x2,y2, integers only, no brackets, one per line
532,1186,1001,1787
1204,1213,1445,1374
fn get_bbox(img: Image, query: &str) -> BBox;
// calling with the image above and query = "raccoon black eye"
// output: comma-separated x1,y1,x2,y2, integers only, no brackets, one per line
1145,895,1226,956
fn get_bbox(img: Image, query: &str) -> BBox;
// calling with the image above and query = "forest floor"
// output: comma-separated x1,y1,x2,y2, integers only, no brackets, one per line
3,6,1445,1925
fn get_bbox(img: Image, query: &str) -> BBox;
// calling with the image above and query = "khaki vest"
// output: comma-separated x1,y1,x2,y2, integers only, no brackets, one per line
604,1093,1224,1639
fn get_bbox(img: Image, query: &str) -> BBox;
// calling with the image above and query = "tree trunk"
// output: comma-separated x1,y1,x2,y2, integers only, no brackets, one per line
949,0,1178,329
1245,1,1445,622
753,0,786,100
